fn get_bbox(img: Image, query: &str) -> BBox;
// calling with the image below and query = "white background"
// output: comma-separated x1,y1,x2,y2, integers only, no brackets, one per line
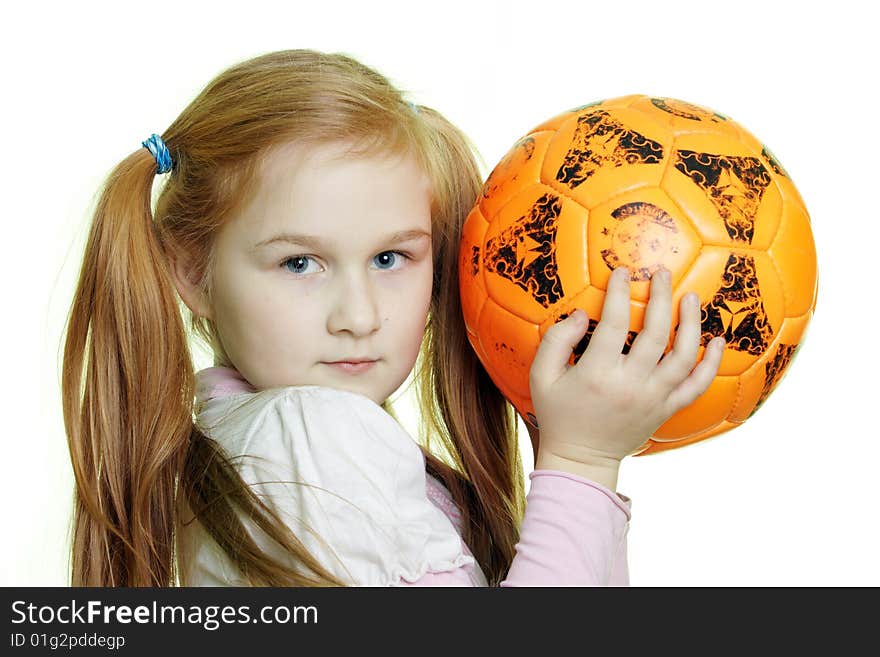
2,0,877,587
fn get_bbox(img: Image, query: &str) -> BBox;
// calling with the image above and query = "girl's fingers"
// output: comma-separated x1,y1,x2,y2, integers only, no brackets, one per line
578,266,633,373
624,268,673,379
653,291,704,387
663,336,726,413
530,308,589,388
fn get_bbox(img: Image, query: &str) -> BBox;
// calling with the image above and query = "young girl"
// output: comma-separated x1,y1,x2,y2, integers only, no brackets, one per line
61,49,724,587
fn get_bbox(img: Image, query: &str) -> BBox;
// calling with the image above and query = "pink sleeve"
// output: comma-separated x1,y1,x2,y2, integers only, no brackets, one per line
501,470,631,586
402,469,631,587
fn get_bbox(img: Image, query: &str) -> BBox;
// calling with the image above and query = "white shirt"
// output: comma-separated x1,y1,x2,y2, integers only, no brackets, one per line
177,378,479,586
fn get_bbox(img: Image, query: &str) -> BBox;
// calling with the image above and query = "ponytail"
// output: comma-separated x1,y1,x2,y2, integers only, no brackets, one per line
63,143,349,587
62,147,193,585
410,109,527,586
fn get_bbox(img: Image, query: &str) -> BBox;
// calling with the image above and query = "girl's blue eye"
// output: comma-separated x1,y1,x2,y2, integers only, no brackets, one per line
281,255,314,275
280,251,411,275
374,251,406,270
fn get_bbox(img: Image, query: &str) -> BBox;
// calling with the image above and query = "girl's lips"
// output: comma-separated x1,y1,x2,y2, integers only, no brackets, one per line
323,360,377,374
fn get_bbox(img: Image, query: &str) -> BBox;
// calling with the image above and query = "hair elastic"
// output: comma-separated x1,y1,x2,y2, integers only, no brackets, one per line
142,133,173,175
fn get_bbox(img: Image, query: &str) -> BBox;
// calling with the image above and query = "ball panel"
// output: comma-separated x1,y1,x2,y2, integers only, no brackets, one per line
674,248,784,376
653,375,740,439
587,186,704,304
750,177,783,251
730,312,813,422
458,205,491,335
733,124,809,214
594,94,646,109
667,132,782,249
540,107,672,210
524,95,647,134
483,184,582,325
768,202,818,317
479,131,555,221
725,117,765,155
467,320,529,425
719,248,783,370
628,95,742,140
527,108,589,134
537,285,606,330
475,298,541,399
811,272,819,314
553,197,593,299
661,158,734,247
637,419,740,456
731,120,782,170
766,149,808,213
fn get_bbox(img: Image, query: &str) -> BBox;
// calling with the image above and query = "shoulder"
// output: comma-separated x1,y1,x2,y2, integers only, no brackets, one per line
192,386,476,586
196,385,401,458
195,385,433,512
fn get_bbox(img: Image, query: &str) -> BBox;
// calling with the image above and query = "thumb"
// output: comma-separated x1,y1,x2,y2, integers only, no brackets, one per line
530,309,587,386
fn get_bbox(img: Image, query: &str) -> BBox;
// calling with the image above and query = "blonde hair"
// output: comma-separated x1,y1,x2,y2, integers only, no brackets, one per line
61,49,526,587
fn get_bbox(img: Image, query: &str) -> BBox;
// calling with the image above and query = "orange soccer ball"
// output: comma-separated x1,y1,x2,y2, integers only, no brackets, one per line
459,95,818,455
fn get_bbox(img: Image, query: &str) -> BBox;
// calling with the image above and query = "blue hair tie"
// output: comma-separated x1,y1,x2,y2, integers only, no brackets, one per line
142,133,173,175
408,101,419,115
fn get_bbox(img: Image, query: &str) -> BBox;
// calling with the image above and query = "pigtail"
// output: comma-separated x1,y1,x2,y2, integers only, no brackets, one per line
411,109,527,586
62,144,348,587
62,147,194,586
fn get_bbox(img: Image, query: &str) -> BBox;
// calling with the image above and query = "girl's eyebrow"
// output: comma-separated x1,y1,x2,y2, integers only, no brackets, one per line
251,229,431,251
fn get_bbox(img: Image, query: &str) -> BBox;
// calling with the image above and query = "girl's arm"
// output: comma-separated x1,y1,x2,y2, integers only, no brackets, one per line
500,469,630,586
402,470,631,586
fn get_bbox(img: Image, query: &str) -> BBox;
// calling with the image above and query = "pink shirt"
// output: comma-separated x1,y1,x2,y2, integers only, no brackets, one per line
415,471,630,586
194,367,632,586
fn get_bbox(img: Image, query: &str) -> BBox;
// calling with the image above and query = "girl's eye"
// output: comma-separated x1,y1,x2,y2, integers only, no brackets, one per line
280,255,319,275
373,250,410,271
280,251,412,276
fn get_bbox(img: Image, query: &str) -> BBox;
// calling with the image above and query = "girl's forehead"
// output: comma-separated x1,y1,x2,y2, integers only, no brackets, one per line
228,141,433,247
254,143,430,204
259,139,419,181
247,141,432,217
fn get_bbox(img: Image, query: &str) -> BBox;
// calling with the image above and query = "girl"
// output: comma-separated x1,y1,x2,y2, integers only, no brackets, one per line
61,49,724,587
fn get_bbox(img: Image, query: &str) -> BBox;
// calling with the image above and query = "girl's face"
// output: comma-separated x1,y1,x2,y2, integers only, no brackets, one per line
206,140,434,406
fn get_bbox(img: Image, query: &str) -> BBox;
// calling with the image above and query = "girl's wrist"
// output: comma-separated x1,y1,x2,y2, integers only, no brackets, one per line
534,449,621,492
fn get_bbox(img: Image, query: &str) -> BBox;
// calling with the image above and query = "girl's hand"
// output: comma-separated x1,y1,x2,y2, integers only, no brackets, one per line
528,266,726,478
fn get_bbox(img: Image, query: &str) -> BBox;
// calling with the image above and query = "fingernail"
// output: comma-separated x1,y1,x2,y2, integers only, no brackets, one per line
617,267,629,280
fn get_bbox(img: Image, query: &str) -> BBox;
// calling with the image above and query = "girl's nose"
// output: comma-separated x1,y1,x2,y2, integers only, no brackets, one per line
326,275,382,336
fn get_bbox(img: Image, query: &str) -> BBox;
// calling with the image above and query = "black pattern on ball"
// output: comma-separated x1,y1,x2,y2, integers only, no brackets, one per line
700,253,774,356
750,343,800,417
484,192,564,308
556,111,664,190
674,150,771,244
650,97,729,123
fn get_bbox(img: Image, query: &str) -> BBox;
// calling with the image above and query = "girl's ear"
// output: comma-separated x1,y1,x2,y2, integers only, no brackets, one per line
170,255,213,320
